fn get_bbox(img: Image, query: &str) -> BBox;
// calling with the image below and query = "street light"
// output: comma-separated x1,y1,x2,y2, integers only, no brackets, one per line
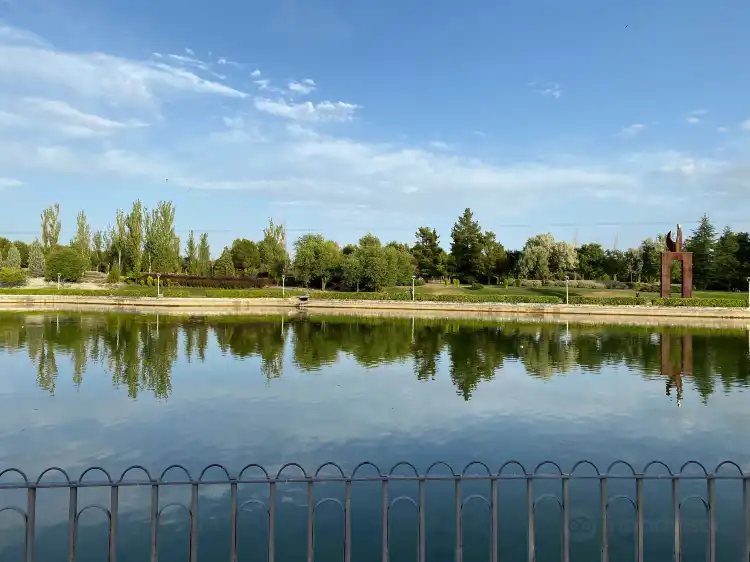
564,275,569,305
747,277,750,310
156,273,161,298
411,275,416,301
282,275,286,298
57,273,61,290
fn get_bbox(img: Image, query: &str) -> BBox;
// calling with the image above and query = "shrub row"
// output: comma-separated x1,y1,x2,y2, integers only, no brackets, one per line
569,296,651,306
128,274,273,289
0,267,27,287
650,297,748,308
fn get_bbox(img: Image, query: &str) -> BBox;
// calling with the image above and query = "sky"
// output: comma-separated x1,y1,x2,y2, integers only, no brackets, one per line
1,0,749,255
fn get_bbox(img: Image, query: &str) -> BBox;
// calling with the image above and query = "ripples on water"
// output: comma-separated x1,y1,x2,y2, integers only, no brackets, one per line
0,312,749,561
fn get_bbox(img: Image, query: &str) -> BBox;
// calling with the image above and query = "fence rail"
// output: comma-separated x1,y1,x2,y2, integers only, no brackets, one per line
0,459,748,562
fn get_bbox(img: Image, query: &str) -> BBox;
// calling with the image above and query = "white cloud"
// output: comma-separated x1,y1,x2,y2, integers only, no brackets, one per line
254,98,358,122
428,141,453,151
185,47,194,56
0,25,247,112
717,126,728,133
741,119,750,131
530,81,562,99
251,69,261,77
0,177,22,188
616,123,646,139
288,79,316,95
687,109,708,125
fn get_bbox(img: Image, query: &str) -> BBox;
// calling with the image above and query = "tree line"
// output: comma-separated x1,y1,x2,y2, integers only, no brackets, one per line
1,203,748,291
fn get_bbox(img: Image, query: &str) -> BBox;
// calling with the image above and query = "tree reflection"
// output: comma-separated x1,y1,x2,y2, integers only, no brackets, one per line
0,313,748,403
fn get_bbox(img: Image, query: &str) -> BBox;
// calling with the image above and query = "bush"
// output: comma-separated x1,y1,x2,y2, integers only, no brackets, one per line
503,278,509,290
515,278,521,287
2,245,21,269
0,267,27,287
469,282,484,290
44,247,87,282
413,278,426,287
569,296,651,306
520,279,543,288
107,265,121,284
133,273,272,289
651,298,748,308
452,278,460,287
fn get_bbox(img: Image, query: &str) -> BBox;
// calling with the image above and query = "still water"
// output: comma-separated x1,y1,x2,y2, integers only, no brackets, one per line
0,312,749,561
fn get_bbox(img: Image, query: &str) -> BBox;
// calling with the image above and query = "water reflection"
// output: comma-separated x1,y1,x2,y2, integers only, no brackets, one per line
1,313,748,404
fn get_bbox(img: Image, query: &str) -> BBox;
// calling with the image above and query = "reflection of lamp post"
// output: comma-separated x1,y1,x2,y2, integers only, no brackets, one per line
411,275,416,301
156,273,161,298
282,275,286,298
564,275,569,305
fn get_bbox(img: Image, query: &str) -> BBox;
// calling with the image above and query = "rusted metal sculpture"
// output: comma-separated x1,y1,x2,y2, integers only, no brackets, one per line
661,223,692,298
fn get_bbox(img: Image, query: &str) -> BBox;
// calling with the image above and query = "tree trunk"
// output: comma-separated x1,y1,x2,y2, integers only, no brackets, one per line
321,278,326,291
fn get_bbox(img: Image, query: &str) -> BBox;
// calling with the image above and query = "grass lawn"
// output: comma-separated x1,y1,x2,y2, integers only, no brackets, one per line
405,283,742,300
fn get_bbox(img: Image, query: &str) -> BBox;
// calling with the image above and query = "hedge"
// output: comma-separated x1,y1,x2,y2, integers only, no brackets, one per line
130,274,272,289
0,267,27,287
569,296,651,306
305,291,561,304
651,297,748,308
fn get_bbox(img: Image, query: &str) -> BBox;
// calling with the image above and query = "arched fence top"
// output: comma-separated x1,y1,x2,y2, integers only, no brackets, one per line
0,459,745,490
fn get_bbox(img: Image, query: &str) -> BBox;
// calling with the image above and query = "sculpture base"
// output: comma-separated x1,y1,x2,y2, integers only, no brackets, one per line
660,252,693,298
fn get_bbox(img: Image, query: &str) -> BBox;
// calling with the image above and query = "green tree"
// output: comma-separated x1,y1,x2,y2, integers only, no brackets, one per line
383,243,415,286
230,238,261,274
13,241,29,268
3,244,21,269
639,237,662,282
145,201,180,273
45,246,87,282
0,237,10,260
685,214,717,290
450,208,483,281
341,252,363,291
258,219,288,282
519,234,553,281
70,210,91,266
577,243,605,280
185,231,198,275
109,208,127,271
28,240,45,277
711,227,740,290
293,234,341,289
623,248,643,282
411,226,447,279
91,231,103,272
214,246,235,276
479,231,506,284
126,199,144,274
198,233,211,276
40,203,61,252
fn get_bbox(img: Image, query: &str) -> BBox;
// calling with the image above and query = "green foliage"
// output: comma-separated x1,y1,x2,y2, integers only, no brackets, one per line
40,203,61,252
144,201,180,273
126,200,144,274
0,267,27,286
503,278,509,289
214,247,235,277
685,214,717,290
293,234,340,288
230,238,261,274
568,296,651,306
651,297,748,308
44,246,87,282
107,264,121,284
147,275,154,286
258,218,288,282
198,233,211,276
3,244,21,269
70,210,91,265
185,231,198,275
28,240,45,277
91,231,104,272
452,278,460,287
450,208,484,281
469,282,484,290
412,226,447,279
12,241,29,268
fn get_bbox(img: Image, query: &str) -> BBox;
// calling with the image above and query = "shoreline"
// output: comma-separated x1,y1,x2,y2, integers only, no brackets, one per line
1,294,749,328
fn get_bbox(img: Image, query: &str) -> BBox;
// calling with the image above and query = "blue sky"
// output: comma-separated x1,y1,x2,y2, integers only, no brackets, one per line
1,0,749,255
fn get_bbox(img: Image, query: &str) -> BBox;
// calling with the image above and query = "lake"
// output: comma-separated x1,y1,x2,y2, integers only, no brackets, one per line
1,312,749,562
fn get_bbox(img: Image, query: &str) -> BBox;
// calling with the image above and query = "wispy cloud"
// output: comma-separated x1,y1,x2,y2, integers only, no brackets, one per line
741,118,750,131
428,141,454,151
254,98,358,122
288,79,316,95
184,47,195,56
686,109,708,125
0,177,22,189
251,69,261,77
530,80,562,99
616,123,646,139
717,126,728,134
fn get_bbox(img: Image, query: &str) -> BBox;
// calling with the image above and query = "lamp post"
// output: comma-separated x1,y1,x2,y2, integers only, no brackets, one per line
747,277,750,310
411,275,416,301
564,275,569,305
282,275,286,298
156,273,161,298
57,273,61,290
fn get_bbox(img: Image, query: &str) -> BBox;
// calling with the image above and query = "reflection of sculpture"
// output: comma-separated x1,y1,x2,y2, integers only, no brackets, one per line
662,333,693,408
661,223,692,298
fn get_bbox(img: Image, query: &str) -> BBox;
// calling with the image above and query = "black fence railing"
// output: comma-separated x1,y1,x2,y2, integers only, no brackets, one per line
0,460,747,562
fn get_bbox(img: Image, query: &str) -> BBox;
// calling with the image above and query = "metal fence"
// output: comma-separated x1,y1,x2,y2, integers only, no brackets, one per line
0,459,748,562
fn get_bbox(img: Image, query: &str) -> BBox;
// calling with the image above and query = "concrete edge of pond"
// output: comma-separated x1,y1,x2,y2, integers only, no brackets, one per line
1,294,750,328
